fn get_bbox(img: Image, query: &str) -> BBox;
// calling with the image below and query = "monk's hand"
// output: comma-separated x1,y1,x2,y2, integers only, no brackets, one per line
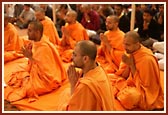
21,43,33,60
67,64,80,87
67,64,80,94
122,54,136,75
100,33,108,44
62,26,70,39
100,33,111,51
122,54,134,66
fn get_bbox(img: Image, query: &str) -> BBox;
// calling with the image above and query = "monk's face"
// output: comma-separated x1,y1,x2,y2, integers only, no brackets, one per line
27,24,37,41
35,12,45,21
105,17,116,30
72,46,84,68
64,12,74,23
123,37,138,54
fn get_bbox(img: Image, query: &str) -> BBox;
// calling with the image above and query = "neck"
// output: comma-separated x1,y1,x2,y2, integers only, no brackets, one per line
135,44,141,52
83,62,97,75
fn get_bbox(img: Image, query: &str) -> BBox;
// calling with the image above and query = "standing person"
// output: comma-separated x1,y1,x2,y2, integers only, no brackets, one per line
109,31,164,110
97,15,125,73
5,21,67,102
66,40,115,111
58,10,89,63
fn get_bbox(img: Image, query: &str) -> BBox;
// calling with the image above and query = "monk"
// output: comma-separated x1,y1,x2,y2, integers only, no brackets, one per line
35,8,60,45
109,31,164,110
97,15,125,73
4,21,67,102
58,10,89,63
66,40,114,110
4,14,24,63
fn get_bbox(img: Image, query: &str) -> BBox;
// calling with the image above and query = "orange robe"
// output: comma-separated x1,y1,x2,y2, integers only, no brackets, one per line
4,23,24,63
41,16,60,45
67,66,115,111
58,21,89,62
4,35,67,102
97,28,125,73
109,45,164,110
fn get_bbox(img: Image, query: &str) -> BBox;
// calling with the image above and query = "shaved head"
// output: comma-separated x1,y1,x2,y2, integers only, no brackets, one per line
76,40,97,60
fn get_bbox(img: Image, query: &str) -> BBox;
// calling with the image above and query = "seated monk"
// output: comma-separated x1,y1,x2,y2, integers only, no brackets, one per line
97,15,125,73
35,8,60,45
4,21,67,102
58,10,89,63
109,31,164,110
4,14,24,63
66,40,114,110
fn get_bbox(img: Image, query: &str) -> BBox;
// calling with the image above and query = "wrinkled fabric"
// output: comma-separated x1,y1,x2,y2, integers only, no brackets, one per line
58,21,89,62
109,45,164,110
97,28,125,73
67,66,115,111
41,16,60,45
4,35,67,102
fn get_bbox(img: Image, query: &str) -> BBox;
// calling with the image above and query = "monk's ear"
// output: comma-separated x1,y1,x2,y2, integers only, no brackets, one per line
83,56,89,63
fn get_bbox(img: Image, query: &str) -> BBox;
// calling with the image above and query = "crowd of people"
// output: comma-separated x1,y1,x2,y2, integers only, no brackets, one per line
4,3,164,111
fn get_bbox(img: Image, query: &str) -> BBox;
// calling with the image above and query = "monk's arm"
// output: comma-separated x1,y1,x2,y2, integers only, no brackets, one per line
5,31,18,51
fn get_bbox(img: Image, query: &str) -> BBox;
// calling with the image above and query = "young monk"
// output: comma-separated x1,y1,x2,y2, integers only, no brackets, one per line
109,31,164,110
58,10,89,63
97,15,125,73
66,40,114,110
4,21,67,102
35,8,60,45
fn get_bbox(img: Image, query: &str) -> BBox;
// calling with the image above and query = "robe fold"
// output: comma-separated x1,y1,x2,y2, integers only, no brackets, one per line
67,66,114,111
4,23,24,63
109,45,164,110
4,35,67,102
41,16,60,45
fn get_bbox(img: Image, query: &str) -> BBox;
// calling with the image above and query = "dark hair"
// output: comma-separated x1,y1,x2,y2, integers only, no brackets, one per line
77,40,97,61
143,9,154,16
114,4,123,9
24,4,31,7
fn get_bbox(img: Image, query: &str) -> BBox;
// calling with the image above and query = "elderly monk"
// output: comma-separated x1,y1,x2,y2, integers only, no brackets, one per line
35,8,60,45
97,15,125,73
58,10,89,63
109,31,164,110
4,21,67,102
4,14,24,63
66,40,114,110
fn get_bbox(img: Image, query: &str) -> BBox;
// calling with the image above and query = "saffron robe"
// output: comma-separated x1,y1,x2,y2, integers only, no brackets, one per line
97,28,125,73
4,35,67,102
109,45,164,110
58,21,89,62
41,16,60,45
4,23,24,63
67,66,115,111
